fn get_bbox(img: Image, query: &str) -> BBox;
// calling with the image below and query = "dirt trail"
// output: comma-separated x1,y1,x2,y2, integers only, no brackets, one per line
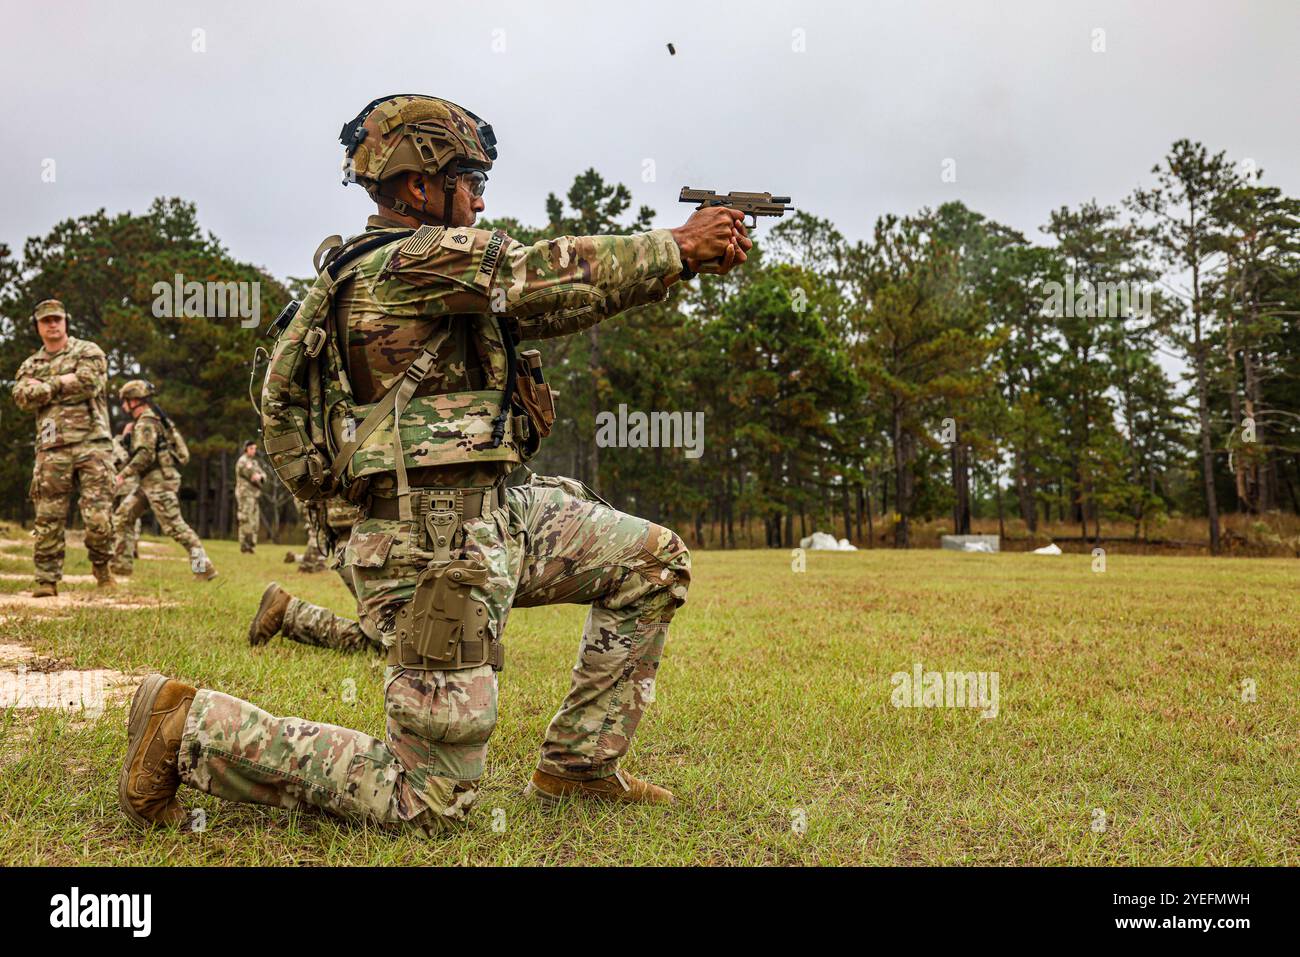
0,591,174,613
0,587,167,719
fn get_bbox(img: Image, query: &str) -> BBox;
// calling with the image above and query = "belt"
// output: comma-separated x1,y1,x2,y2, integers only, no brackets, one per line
368,484,507,522
387,636,504,671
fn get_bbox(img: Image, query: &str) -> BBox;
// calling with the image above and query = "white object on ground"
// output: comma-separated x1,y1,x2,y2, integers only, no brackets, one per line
798,531,856,551
1032,543,1063,555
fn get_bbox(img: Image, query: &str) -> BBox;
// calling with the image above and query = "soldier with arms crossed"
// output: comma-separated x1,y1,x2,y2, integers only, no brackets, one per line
11,299,116,596
119,94,748,833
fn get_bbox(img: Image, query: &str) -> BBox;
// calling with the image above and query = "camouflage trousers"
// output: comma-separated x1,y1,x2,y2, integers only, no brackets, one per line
111,477,142,572
111,469,204,573
282,547,383,654
177,474,691,834
236,491,260,550
29,439,115,583
283,591,381,653
298,508,328,572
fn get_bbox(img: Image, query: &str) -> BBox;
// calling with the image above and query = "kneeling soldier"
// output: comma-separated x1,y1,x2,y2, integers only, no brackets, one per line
120,93,749,834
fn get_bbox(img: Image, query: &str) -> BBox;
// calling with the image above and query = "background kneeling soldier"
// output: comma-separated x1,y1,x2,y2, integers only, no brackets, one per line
111,380,217,581
249,500,383,655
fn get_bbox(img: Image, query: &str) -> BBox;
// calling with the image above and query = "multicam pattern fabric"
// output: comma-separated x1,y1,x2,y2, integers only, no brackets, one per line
235,453,264,551
179,474,690,831
28,440,115,582
299,506,329,572
259,214,682,499
117,411,181,480
187,195,688,833
12,337,115,581
12,337,111,449
112,470,204,572
112,416,204,572
110,431,141,570
281,517,383,654
282,556,383,655
344,95,494,193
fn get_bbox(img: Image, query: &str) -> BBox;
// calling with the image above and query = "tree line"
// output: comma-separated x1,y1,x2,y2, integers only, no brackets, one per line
2,140,1297,552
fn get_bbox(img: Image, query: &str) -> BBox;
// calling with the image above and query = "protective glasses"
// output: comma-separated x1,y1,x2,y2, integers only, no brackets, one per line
459,169,489,197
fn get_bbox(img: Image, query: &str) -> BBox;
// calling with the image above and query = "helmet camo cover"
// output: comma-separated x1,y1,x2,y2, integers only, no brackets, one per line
340,94,496,192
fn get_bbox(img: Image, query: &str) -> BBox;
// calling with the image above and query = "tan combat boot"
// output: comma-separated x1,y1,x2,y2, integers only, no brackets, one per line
194,560,219,582
32,581,58,598
284,551,297,564
248,582,291,646
92,564,116,588
118,674,196,828
526,767,675,805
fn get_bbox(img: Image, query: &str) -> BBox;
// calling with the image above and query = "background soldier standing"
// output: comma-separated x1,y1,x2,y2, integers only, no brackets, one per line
111,380,218,581
234,440,265,553
119,94,748,834
10,299,116,596
109,420,142,575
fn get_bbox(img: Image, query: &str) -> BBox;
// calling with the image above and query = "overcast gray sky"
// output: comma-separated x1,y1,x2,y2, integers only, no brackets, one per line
3,0,1297,281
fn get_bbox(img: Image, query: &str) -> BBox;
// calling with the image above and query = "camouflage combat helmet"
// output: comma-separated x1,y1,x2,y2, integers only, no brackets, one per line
119,379,156,402
338,94,498,223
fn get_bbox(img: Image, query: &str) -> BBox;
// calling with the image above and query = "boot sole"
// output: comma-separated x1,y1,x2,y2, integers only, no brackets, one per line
118,673,170,828
248,582,281,646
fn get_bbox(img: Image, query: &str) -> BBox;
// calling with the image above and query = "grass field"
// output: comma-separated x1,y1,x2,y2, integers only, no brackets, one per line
0,528,1296,865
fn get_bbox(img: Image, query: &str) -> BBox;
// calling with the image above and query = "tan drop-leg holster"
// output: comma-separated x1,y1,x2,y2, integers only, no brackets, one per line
370,485,507,672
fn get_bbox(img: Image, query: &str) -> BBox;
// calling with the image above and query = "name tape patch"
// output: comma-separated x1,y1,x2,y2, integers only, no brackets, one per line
474,231,507,289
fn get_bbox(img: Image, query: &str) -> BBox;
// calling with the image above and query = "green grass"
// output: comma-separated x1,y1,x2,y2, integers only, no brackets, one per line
0,532,1296,865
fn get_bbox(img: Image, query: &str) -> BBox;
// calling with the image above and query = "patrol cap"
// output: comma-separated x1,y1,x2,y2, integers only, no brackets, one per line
33,299,68,322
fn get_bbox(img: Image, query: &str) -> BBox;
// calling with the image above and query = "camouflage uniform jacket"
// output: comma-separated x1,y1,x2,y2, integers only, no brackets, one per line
118,410,181,480
235,454,264,497
11,337,111,450
111,431,133,470
333,214,682,487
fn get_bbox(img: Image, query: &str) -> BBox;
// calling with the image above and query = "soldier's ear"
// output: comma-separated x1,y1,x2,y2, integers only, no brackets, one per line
404,171,426,203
